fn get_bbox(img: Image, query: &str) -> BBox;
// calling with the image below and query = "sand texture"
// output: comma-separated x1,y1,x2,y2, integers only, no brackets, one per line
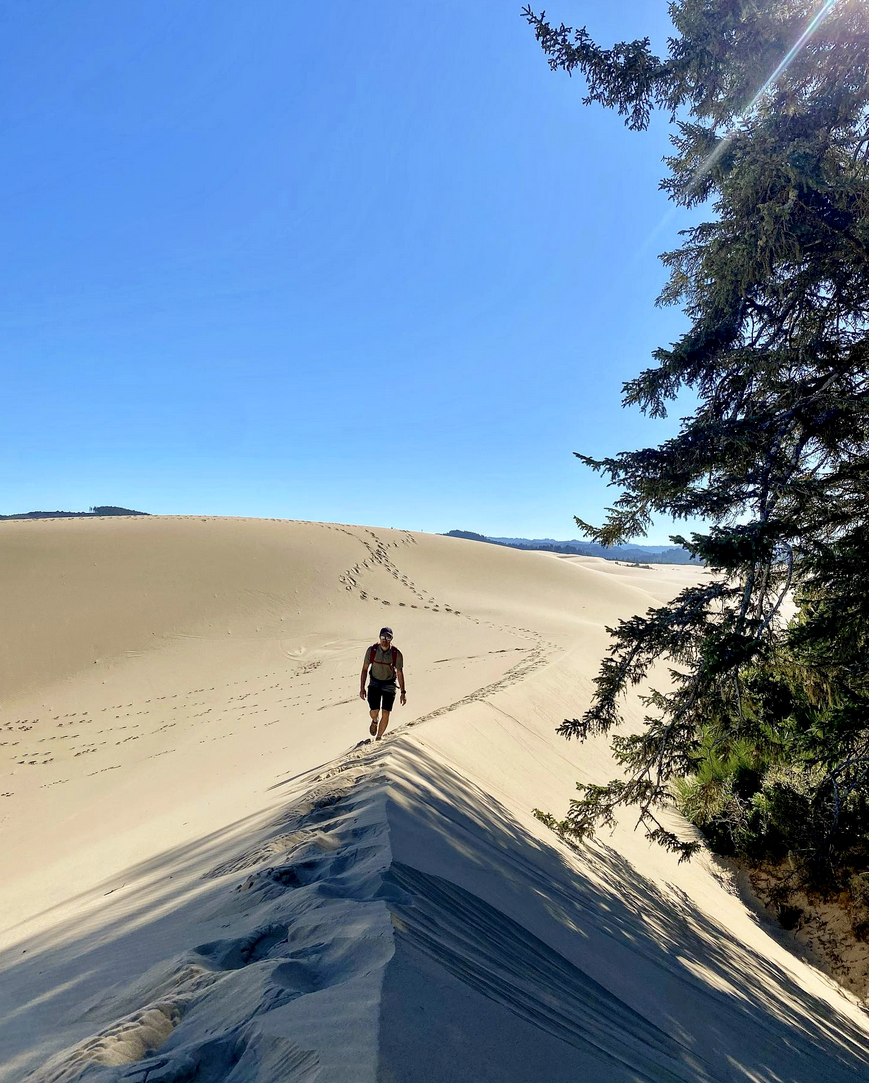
1,515,868,1082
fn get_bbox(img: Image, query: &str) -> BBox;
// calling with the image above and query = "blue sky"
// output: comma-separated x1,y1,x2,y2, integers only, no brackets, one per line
2,1,699,541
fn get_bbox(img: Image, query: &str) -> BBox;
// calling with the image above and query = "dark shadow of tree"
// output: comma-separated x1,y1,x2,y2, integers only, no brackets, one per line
2,734,868,1083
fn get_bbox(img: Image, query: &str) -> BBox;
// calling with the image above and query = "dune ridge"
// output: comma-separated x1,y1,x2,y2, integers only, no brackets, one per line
1,516,867,1082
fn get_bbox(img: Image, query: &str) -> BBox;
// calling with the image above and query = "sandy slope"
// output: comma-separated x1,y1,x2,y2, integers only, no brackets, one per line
1,516,867,1082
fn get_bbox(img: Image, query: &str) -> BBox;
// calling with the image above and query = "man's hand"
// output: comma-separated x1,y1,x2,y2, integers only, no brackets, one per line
359,688,367,700
400,691,407,706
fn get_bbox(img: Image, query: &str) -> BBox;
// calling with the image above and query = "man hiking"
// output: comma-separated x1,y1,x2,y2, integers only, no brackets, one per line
360,626,406,740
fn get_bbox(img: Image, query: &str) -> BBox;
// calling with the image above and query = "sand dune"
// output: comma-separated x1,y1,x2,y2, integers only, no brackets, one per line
1,516,867,1082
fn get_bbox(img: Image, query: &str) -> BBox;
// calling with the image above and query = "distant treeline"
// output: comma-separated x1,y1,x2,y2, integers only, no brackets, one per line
442,529,701,565
0,506,149,520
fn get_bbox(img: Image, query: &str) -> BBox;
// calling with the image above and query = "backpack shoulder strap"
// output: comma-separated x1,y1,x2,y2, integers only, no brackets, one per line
369,645,398,672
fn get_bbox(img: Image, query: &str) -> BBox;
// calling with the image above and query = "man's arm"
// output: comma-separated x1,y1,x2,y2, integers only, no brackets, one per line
396,667,406,703
359,662,369,699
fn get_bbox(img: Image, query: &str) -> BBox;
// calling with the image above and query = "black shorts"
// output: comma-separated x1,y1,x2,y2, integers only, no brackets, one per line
367,677,396,712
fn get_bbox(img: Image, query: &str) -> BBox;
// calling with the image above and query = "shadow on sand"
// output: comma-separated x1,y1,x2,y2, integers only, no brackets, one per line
2,733,869,1082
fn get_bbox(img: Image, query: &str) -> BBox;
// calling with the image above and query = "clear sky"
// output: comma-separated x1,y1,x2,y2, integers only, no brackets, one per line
2,1,699,542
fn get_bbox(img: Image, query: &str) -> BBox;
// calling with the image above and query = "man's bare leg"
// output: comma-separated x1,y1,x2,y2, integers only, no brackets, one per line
376,709,391,740
369,708,380,735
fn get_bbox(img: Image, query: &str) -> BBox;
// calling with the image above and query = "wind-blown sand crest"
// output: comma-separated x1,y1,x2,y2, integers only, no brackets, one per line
1,516,867,1081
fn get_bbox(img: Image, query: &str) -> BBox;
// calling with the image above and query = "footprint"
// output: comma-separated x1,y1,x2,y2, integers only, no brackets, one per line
194,923,289,970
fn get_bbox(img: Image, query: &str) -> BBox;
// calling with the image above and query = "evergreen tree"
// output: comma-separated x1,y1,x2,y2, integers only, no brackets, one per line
525,1,869,874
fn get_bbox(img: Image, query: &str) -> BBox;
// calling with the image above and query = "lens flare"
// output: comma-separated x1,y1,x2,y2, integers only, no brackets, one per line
633,0,840,264
691,0,839,189
747,0,839,115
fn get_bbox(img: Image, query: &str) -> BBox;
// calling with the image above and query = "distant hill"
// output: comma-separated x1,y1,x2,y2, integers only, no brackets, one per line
0,506,149,521
442,530,700,565
443,530,507,546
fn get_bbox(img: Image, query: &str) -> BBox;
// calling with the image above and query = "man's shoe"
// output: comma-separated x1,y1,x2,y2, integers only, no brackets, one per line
369,721,378,736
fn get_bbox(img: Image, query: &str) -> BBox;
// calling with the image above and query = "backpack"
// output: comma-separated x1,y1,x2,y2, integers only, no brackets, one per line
369,644,398,675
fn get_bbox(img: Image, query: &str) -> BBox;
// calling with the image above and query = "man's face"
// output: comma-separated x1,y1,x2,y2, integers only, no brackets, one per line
380,635,392,648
